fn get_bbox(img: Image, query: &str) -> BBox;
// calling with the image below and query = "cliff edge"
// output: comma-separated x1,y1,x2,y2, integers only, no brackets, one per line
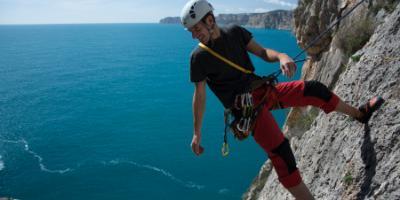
244,0,400,199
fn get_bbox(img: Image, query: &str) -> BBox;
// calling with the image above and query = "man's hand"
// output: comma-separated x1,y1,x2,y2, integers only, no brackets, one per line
191,132,204,156
279,53,297,78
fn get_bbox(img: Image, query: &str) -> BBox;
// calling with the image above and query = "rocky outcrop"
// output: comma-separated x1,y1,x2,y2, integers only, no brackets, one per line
159,17,180,24
159,10,293,30
244,0,400,199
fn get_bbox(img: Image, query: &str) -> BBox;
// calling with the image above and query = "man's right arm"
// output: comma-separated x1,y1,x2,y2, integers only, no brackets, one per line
191,80,206,155
246,39,296,78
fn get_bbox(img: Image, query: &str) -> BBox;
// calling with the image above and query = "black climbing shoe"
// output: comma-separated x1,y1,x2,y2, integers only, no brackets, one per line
356,96,385,124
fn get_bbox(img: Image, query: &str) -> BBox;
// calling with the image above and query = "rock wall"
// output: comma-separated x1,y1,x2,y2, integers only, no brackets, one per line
244,0,400,199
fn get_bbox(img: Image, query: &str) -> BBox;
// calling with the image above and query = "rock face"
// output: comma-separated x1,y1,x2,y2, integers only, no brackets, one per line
244,1,400,200
159,10,293,30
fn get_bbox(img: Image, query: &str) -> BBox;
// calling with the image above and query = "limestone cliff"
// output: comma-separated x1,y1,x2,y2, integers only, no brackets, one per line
244,0,400,199
159,10,293,30
217,10,293,30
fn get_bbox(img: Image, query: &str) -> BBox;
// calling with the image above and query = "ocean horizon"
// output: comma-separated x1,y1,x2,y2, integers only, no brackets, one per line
0,23,303,200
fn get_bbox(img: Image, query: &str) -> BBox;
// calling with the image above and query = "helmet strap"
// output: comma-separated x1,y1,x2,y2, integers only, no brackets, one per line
205,21,217,45
207,24,214,35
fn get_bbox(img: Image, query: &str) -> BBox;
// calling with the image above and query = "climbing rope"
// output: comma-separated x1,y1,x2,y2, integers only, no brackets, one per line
272,0,369,78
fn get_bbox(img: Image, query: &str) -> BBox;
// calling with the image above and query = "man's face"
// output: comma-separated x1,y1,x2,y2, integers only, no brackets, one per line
188,22,210,44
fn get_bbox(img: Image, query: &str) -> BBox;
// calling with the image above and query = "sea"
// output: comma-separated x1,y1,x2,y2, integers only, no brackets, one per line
0,23,303,200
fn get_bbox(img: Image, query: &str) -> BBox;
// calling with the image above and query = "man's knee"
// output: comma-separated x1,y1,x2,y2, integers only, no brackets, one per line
271,138,298,174
304,80,332,102
270,138,302,188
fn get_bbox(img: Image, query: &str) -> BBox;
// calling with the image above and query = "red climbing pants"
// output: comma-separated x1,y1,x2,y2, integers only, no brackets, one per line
251,80,340,188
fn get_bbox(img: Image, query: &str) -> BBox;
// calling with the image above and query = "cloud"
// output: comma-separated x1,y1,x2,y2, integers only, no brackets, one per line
264,0,297,8
222,7,250,13
254,8,270,13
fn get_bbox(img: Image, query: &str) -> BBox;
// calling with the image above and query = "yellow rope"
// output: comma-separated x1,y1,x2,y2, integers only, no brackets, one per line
198,43,253,74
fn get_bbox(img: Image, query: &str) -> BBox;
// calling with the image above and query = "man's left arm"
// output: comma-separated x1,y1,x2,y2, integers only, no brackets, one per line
246,39,297,78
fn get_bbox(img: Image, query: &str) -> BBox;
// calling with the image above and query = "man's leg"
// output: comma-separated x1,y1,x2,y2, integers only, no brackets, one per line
274,80,383,123
274,80,340,114
252,106,314,199
287,181,315,200
335,98,362,119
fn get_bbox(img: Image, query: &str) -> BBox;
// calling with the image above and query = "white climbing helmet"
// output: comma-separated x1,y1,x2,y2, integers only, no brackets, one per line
180,0,214,30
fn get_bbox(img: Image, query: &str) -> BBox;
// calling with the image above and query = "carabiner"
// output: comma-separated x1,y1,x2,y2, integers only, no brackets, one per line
221,142,229,156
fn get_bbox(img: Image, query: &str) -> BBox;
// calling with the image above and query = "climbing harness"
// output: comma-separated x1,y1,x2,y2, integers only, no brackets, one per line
199,43,280,156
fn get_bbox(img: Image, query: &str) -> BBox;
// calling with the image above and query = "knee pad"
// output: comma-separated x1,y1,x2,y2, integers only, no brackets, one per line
271,138,298,174
304,81,332,102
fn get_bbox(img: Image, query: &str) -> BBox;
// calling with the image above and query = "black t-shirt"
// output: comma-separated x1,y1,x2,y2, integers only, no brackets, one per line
190,25,261,108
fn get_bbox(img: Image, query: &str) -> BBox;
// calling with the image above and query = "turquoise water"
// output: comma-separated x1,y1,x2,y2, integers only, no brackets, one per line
0,24,303,199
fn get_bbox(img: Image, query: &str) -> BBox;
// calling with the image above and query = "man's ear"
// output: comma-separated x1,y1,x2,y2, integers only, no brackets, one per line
205,15,215,27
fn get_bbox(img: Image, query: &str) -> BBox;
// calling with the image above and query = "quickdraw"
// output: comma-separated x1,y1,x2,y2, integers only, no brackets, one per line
221,75,279,156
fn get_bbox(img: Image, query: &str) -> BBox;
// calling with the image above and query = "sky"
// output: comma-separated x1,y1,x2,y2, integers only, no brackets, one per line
0,0,299,24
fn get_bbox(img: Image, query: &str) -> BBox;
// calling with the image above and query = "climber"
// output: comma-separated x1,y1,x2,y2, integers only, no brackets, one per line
180,0,384,199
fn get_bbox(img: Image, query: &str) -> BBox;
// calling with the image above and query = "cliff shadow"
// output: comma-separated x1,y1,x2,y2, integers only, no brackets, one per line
357,125,377,200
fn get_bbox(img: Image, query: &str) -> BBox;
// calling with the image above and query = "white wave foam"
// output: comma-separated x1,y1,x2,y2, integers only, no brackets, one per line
107,159,205,190
1,138,72,174
0,155,4,171
0,139,23,144
218,188,230,194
